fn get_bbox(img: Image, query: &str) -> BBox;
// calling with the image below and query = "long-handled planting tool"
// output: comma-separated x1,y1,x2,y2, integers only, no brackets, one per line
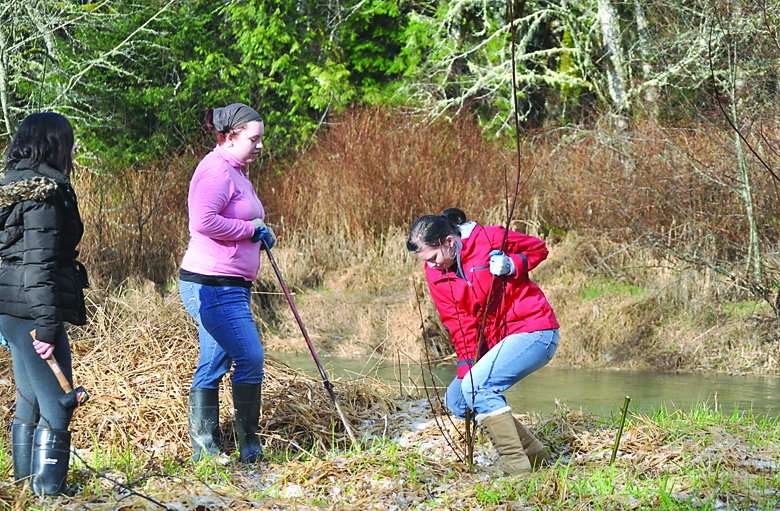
31,330,89,411
262,244,358,446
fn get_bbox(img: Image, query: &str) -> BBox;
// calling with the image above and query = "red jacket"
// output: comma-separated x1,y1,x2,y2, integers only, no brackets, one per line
424,223,559,378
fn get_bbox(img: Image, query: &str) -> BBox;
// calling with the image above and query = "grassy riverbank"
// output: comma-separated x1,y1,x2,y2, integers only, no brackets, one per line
4,106,779,505
0,286,775,509
2,390,778,510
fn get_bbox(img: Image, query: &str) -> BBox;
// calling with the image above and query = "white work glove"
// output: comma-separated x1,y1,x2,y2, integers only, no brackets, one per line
489,250,516,276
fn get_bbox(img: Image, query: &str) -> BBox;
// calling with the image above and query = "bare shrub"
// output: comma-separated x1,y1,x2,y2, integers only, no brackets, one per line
515,119,780,307
75,158,194,287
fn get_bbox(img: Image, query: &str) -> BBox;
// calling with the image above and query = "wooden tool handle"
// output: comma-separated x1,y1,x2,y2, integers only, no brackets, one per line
45,357,73,393
30,329,73,393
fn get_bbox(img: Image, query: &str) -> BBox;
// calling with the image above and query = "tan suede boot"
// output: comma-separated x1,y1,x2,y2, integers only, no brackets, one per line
476,406,532,475
512,416,551,469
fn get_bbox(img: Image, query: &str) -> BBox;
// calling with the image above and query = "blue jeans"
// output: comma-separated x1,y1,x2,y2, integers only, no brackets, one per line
445,329,559,418
179,280,264,389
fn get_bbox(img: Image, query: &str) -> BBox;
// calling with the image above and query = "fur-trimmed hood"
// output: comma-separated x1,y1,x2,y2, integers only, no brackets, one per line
0,159,68,208
0,176,58,208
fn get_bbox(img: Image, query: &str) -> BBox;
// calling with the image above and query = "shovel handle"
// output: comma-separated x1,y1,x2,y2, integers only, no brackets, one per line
30,329,73,393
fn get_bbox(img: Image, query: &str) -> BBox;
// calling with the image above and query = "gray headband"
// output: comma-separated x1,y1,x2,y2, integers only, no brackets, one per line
213,103,262,132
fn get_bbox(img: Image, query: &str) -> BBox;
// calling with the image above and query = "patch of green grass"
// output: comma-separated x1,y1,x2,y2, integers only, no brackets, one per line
720,300,769,319
461,404,780,510
8,402,780,510
579,276,649,301
192,456,232,484
0,434,11,480
474,482,503,506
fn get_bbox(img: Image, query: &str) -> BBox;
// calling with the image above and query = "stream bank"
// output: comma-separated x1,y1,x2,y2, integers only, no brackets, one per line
259,235,780,377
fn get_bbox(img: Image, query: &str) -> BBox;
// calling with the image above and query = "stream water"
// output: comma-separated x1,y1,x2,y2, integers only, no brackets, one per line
268,351,780,418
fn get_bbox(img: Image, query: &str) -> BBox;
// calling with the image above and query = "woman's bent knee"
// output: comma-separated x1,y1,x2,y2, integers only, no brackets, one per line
446,399,467,420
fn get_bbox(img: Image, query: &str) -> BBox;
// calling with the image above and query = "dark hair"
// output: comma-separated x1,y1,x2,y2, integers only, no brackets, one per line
442,207,467,225
204,107,247,145
406,208,468,253
5,112,74,174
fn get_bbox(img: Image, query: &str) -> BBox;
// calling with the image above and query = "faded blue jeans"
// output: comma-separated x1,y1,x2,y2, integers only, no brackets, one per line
179,281,264,389
445,329,559,418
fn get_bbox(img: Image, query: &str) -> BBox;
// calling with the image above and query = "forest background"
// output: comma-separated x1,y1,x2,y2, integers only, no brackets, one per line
2,0,780,374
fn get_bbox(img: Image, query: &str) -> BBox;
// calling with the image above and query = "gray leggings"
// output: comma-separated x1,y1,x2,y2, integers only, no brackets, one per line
0,315,73,430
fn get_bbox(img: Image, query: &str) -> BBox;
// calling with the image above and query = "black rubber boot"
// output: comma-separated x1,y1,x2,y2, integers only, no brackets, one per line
11,421,36,485
31,427,70,496
188,388,222,461
232,383,263,463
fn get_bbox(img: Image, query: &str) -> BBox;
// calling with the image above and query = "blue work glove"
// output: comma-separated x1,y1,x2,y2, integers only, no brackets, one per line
489,250,516,276
250,219,276,248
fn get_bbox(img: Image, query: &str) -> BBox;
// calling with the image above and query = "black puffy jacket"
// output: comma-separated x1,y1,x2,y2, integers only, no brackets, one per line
0,160,89,344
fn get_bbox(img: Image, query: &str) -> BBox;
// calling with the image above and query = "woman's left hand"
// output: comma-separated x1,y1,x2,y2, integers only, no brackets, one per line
489,250,516,276
33,339,55,360
251,218,276,248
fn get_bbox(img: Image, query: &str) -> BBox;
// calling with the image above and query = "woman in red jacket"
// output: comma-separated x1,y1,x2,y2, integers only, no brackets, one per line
407,208,559,475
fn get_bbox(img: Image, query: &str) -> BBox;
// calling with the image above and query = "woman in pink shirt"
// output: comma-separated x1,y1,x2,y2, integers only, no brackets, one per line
179,103,275,463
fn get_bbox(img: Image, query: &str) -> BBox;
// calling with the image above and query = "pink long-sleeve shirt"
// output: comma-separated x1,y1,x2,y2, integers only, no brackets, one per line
180,145,265,281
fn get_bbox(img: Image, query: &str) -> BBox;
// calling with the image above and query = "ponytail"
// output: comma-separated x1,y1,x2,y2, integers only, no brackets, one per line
407,207,467,253
441,207,467,226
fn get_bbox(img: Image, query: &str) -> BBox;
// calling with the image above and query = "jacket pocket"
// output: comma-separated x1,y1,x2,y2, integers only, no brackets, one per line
75,260,90,289
60,264,88,325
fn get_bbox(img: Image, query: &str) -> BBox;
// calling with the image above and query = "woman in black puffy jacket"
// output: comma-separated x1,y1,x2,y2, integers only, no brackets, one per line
0,112,89,496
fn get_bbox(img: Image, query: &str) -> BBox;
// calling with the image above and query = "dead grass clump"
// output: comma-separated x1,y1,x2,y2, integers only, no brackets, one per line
0,284,400,460
256,230,779,374
258,229,452,360
245,108,780,372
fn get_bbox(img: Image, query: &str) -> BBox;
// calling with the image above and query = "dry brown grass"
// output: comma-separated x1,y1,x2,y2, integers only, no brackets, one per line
0,286,398,459
72,107,780,301
511,235,780,373
262,111,780,273
73,159,193,288
259,233,780,375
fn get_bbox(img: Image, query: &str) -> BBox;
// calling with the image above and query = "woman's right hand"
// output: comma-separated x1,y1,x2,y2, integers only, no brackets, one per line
33,339,55,360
